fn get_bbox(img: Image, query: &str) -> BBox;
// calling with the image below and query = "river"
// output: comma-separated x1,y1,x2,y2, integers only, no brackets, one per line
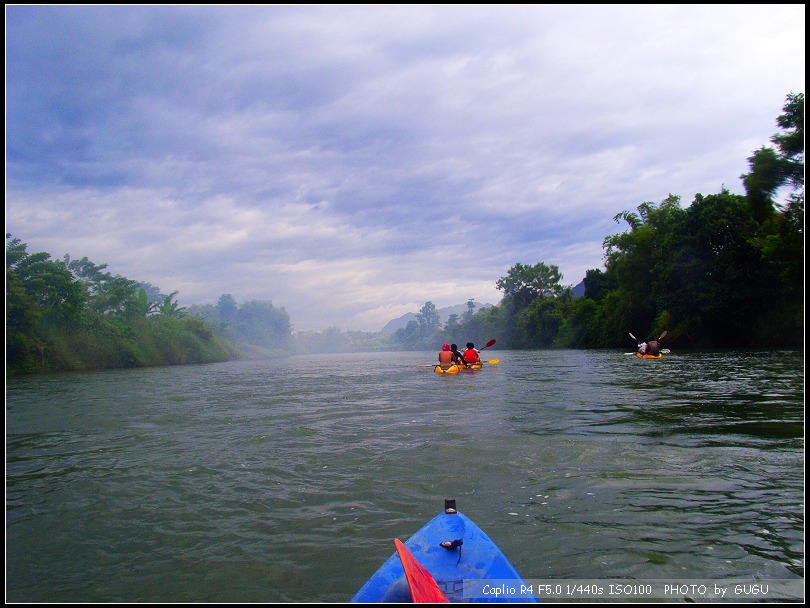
6,349,804,602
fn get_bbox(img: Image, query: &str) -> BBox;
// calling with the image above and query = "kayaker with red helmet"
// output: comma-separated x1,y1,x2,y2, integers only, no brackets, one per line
438,343,454,367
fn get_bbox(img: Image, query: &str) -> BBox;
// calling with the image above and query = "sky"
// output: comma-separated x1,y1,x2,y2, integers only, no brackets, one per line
6,5,805,332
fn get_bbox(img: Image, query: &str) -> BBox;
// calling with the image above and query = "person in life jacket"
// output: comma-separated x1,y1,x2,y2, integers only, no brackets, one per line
646,339,660,356
463,342,481,364
450,344,466,366
438,343,455,367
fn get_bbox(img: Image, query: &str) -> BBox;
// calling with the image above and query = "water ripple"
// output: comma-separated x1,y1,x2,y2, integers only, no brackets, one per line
6,350,803,601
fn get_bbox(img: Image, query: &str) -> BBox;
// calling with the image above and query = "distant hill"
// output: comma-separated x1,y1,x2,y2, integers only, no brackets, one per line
380,281,584,333
380,302,493,334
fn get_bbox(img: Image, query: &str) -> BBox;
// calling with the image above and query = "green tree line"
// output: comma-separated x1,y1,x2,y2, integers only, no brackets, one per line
6,238,237,375
385,92,803,351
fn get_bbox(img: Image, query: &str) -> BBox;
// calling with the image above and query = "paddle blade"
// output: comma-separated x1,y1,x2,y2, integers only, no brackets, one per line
658,330,668,340
629,332,637,341
487,359,500,364
483,339,496,349
394,538,450,603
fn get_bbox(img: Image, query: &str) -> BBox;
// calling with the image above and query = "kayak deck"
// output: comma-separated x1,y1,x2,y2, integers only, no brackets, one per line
435,363,483,373
351,499,537,603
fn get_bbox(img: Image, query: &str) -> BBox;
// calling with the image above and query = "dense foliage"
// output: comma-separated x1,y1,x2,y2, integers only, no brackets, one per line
384,92,804,351
6,93,803,371
6,237,236,375
586,93,804,348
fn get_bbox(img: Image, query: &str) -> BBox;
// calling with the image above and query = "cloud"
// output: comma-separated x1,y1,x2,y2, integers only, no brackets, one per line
6,5,805,331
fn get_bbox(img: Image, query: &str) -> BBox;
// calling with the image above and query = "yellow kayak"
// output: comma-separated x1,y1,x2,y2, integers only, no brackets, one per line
434,362,483,373
636,352,663,359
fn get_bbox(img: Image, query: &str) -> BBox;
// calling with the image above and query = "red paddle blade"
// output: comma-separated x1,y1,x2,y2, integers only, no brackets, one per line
394,538,450,603
484,339,496,348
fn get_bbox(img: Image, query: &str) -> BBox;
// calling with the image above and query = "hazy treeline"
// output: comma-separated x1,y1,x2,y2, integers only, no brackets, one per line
6,93,802,373
186,294,292,357
6,238,237,375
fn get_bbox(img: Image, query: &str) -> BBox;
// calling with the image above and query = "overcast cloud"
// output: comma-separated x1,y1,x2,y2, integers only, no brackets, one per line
6,5,805,331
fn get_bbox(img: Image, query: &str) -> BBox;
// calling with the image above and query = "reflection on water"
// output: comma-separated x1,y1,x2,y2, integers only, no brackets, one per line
6,350,804,601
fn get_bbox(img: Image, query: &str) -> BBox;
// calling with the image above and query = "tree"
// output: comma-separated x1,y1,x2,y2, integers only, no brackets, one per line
416,301,441,336
463,299,476,323
517,297,565,348
444,313,461,335
234,300,291,348
156,291,187,318
495,262,564,310
216,293,238,334
674,191,762,342
124,287,158,319
743,147,784,222
393,319,421,350
742,92,804,222
7,235,85,323
63,255,138,318
599,195,686,337
583,268,615,302
772,92,804,190
137,282,168,308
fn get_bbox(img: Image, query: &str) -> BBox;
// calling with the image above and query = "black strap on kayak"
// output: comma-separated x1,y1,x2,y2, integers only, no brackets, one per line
439,539,463,564
441,499,463,562
439,539,463,550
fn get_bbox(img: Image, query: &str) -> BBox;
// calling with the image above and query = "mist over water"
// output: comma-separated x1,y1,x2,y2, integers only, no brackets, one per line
6,350,804,602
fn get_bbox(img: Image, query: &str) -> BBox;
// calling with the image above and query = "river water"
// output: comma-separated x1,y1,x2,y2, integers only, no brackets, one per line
6,349,804,602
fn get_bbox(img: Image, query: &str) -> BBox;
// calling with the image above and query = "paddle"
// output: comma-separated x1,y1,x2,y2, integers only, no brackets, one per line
394,538,450,603
631,331,667,341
